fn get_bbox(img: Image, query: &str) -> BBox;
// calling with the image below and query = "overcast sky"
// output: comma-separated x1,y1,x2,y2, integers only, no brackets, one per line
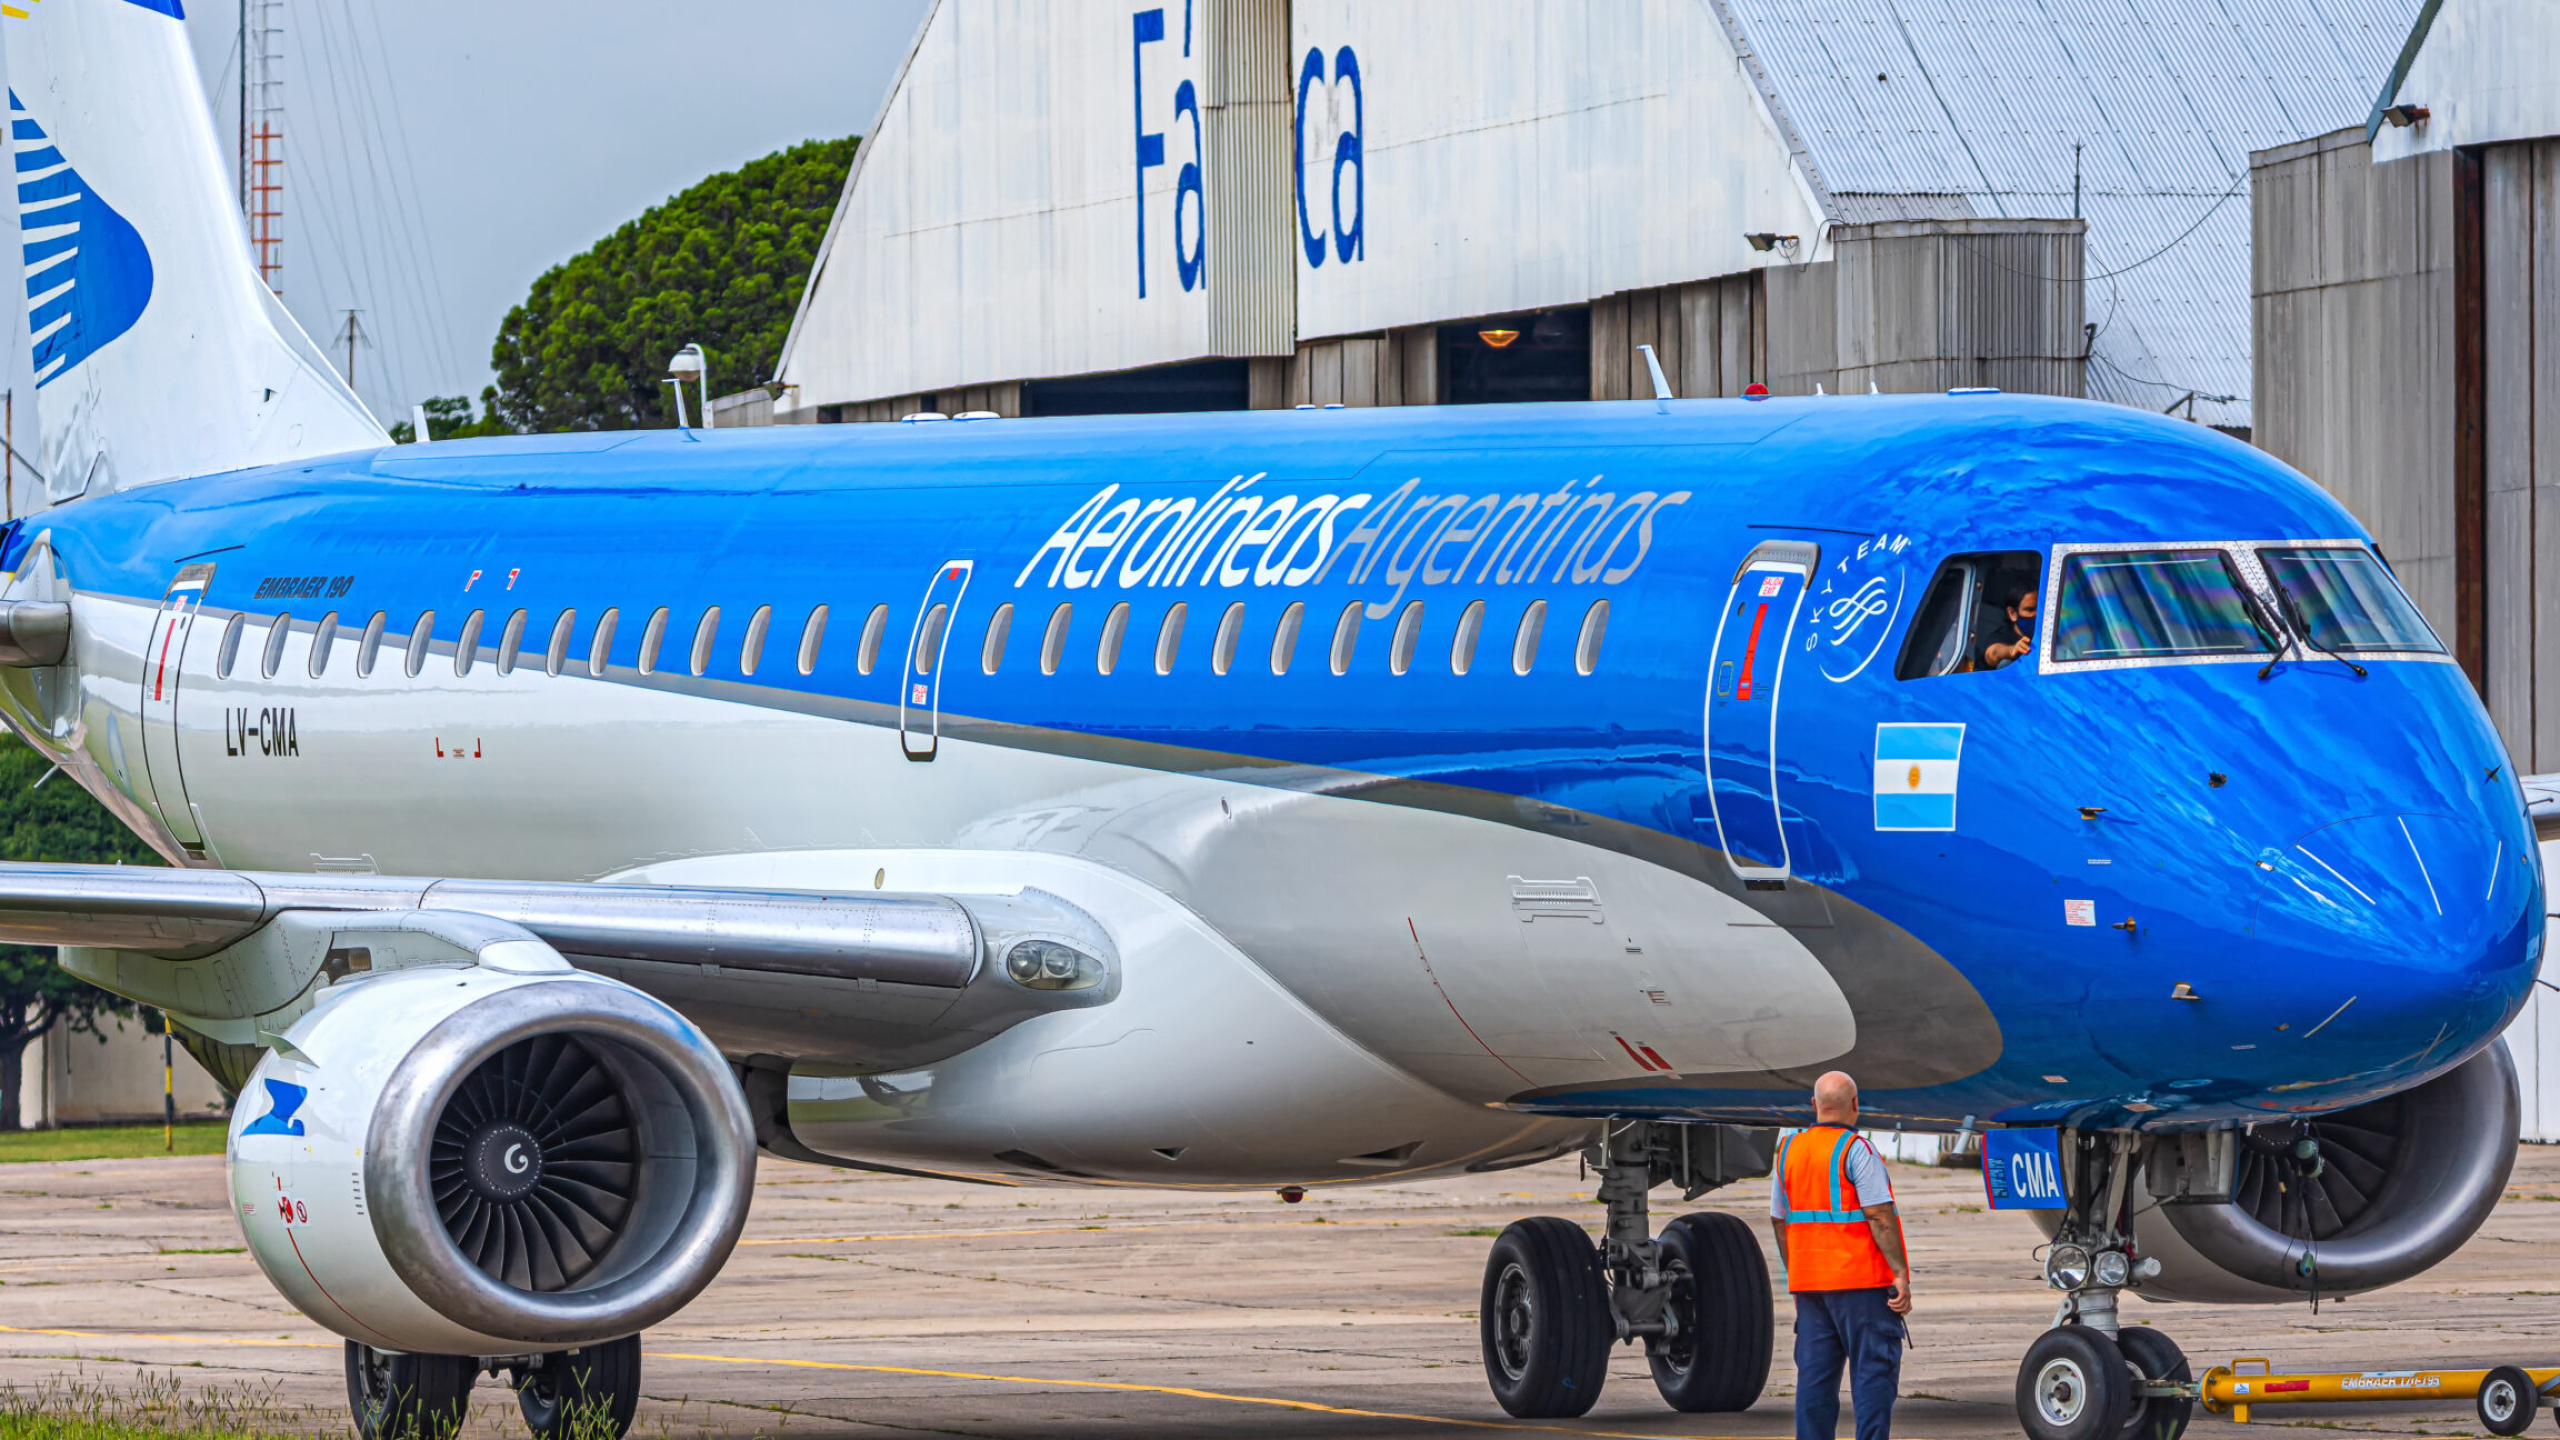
156,0,932,425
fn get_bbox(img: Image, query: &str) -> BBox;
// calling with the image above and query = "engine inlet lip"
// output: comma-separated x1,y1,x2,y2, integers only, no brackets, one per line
366,978,755,1346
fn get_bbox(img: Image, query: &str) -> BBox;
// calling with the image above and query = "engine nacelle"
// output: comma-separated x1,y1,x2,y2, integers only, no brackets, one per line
2132,1040,2519,1303
228,914,754,1354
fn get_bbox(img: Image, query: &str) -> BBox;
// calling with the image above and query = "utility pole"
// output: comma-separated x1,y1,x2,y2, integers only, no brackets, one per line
336,310,365,388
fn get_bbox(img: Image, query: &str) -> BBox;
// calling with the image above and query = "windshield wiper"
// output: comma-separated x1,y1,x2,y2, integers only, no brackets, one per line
2264,581,2368,678
2244,590,2293,680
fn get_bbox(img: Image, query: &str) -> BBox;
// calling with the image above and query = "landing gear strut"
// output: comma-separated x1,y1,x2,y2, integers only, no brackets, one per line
2014,1133,2193,1440
1479,1121,1775,1419
346,1334,645,1440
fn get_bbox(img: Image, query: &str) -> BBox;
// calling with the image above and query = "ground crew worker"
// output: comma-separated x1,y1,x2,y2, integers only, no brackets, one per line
1769,1070,1913,1440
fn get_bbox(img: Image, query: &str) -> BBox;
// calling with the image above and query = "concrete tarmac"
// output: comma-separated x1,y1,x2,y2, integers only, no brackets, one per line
0,1143,2554,1438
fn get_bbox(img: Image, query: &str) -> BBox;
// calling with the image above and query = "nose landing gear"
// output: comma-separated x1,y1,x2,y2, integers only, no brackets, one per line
2014,1133,2196,1440
1478,1121,1777,1419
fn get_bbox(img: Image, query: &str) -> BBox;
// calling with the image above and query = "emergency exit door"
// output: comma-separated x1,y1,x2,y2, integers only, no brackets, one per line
140,563,214,849
1705,540,1817,878
900,560,971,761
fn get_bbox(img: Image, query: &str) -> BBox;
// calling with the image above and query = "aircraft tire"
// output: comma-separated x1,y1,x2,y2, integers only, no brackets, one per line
512,1333,644,1440
345,1340,474,1440
2478,1364,2537,1436
2112,1327,2191,1440
1648,1211,1773,1412
2016,1325,2129,1440
1480,1216,1611,1418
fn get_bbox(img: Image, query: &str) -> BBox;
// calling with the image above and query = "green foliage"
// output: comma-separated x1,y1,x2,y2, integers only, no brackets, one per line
488,135,857,432
0,734,155,1126
386,388,517,444
0,1120,226,1163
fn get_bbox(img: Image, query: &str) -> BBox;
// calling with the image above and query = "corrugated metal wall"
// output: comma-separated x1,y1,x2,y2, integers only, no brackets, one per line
2251,130,2470,683
1834,221,2086,397
1204,0,1295,358
2482,137,2560,772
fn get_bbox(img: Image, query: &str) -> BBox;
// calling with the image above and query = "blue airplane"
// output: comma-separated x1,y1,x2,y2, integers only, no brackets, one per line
0,3,2543,1439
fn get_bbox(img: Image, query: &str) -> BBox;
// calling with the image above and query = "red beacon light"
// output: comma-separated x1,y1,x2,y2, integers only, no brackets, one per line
1742,382,1770,401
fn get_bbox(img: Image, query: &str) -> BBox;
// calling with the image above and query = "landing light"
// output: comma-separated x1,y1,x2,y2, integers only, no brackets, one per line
2045,1242,2091,1290
2090,1249,2131,1288
1004,938,1104,991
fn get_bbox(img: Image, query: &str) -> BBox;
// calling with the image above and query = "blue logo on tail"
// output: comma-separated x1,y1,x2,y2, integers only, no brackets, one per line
241,1078,308,1137
10,93,152,388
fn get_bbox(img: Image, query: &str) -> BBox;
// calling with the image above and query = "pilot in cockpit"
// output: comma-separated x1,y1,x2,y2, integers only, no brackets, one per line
1977,582,2037,670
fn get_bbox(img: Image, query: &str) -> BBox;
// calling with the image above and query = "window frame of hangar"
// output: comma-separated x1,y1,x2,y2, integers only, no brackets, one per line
1895,550,2044,682
2031,538,2456,677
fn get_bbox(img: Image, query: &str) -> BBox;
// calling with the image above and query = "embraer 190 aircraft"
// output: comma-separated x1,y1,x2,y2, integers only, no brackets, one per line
0,4,2548,1439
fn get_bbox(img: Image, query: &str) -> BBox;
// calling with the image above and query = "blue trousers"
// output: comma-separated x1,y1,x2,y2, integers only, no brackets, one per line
1793,1287,1904,1440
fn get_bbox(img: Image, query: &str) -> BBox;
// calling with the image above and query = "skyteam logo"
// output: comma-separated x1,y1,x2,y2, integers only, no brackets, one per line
11,92,153,387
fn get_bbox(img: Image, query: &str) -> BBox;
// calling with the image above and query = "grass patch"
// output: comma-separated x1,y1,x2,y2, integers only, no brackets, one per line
0,1124,226,1165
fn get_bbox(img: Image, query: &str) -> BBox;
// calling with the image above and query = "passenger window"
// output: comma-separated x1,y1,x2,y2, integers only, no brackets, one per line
1155,602,1186,675
796,604,828,675
1271,600,1304,675
455,609,486,677
495,609,527,676
216,613,246,679
355,611,386,678
1451,599,1485,675
262,613,292,679
740,604,772,676
545,609,575,677
1575,599,1609,675
689,606,720,676
1389,601,1423,676
1040,602,1071,675
637,606,669,675
856,603,889,675
404,611,435,678
1212,601,1245,675
1896,551,2043,679
1097,601,1130,675
1511,599,1546,675
1329,601,1361,676
914,603,950,676
307,611,339,678
588,607,619,677
982,602,1013,674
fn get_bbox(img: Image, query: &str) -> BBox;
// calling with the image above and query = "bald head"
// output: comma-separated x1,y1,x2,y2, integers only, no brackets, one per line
1812,1071,1859,1125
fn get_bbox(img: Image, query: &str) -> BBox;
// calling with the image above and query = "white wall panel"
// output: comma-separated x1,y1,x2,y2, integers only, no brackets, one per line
1288,0,1823,340
2373,0,2560,163
780,0,1231,409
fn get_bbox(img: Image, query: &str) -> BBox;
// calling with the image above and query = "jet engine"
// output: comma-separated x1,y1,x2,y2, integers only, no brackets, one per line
227,915,754,1355
2132,1041,2519,1303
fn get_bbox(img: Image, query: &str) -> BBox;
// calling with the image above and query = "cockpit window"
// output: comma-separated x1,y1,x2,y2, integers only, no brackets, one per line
2257,546,2442,653
2050,549,2272,662
1896,551,2042,679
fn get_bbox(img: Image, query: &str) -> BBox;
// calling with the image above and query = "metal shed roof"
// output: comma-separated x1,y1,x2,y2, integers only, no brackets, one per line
1716,0,2418,429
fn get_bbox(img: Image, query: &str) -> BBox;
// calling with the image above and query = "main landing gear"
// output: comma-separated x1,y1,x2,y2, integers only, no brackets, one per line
1480,1120,1776,1419
347,1333,644,1440
2015,1134,2194,1440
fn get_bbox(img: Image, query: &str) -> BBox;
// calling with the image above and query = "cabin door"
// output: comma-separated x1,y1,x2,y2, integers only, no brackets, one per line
900,560,971,761
1704,540,1818,879
140,562,214,850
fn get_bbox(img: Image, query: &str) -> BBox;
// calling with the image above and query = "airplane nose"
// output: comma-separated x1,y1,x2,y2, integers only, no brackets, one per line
2252,812,2540,1053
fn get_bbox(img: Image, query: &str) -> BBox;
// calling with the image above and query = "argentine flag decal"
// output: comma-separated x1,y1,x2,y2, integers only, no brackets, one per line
11,91,153,388
1874,723,1964,831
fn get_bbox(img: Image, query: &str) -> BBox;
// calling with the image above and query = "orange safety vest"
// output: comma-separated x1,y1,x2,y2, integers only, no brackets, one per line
1774,1124,1899,1293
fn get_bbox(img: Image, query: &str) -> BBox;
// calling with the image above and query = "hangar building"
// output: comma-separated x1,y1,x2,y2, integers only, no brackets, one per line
751,0,2414,433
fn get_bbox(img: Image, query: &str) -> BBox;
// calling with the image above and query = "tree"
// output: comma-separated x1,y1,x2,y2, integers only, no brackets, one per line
0,734,156,1129
487,136,858,432
387,388,517,444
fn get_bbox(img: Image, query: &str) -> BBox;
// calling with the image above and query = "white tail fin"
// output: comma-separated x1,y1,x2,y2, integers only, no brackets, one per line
5,0,385,503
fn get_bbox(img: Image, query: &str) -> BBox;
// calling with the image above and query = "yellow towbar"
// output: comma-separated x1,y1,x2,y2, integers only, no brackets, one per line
2201,1357,2560,1433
